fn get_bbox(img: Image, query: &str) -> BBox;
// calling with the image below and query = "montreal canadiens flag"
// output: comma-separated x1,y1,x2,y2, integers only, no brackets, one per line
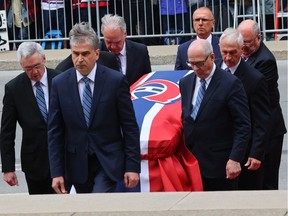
127,70,203,192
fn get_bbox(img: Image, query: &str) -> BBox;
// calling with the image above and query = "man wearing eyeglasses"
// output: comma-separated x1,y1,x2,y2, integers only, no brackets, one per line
238,20,287,190
0,42,60,194
216,28,271,190
179,39,251,191
175,7,221,70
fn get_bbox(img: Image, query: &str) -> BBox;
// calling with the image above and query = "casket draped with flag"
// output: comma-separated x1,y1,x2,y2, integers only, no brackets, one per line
120,70,203,192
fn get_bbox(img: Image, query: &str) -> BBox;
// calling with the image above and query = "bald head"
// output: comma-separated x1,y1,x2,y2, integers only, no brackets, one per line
187,39,214,79
193,7,215,39
238,19,260,38
188,39,213,57
237,19,261,57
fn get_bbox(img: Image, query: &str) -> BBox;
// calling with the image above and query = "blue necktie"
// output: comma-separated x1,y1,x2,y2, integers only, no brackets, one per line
116,54,122,73
35,82,48,122
225,67,231,73
82,77,92,126
191,79,206,120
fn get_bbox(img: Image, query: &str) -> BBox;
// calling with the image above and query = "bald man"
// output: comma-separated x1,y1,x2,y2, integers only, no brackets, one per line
175,7,221,70
238,20,287,190
179,39,251,191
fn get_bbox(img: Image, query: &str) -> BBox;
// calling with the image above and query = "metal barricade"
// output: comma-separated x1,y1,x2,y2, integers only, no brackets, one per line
0,0,287,51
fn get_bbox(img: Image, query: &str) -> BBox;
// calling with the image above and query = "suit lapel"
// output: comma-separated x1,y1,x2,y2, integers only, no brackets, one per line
21,73,44,121
125,40,132,81
234,59,245,79
89,64,106,125
67,69,87,127
196,69,221,118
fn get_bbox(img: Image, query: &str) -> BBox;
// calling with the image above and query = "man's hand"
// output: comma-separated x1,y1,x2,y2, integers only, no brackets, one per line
52,176,67,194
3,172,18,186
124,172,139,188
245,157,261,170
226,159,241,179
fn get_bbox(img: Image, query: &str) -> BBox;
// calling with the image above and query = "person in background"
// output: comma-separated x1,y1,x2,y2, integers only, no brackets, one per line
72,0,109,34
5,0,40,50
160,0,188,45
100,14,151,86
207,0,232,33
0,42,60,194
237,19,287,190
41,0,65,40
179,39,251,191
48,22,140,194
217,28,271,190
175,6,221,70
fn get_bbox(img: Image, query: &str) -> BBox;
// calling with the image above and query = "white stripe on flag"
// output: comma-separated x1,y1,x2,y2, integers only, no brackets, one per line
140,103,164,192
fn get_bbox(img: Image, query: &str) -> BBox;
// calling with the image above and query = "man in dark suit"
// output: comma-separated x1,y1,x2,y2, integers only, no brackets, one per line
48,22,141,194
55,51,119,72
217,28,271,190
175,7,221,70
238,20,287,190
0,42,59,194
100,14,152,86
179,39,251,191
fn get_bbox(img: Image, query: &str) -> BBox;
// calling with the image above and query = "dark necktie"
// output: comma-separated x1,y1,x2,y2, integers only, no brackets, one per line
225,67,231,73
191,79,206,120
242,56,248,61
116,53,122,73
35,82,48,122
82,77,92,126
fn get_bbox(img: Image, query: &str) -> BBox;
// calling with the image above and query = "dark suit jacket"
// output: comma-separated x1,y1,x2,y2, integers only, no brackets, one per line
99,39,152,86
246,42,286,142
48,64,141,184
175,35,221,70
179,67,251,179
0,68,59,180
215,59,271,161
55,51,119,72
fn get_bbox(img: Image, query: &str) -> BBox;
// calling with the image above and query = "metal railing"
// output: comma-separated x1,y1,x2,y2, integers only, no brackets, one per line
0,0,287,50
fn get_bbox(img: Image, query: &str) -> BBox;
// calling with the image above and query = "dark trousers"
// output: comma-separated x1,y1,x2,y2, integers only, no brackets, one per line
238,164,264,190
73,154,117,193
202,176,238,191
263,135,284,190
43,8,65,36
25,174,54,195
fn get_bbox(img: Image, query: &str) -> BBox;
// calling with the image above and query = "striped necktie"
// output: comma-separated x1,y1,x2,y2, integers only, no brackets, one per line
116,53,122,73
191,79,206,120
82,77,92,126
35,82,48,122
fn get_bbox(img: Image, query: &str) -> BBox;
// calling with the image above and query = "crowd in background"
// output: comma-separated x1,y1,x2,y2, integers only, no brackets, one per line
0,0,287,50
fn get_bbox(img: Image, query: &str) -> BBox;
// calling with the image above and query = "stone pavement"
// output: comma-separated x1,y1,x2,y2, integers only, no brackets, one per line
0,191,287,215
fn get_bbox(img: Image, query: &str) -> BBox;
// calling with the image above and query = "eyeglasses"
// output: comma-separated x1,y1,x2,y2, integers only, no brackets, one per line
193,18,214,23
23,63,43,73
186,54,211,68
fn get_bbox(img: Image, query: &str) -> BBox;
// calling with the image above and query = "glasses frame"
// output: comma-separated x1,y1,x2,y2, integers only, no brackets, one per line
193,18,214,23
22,63,43,73
186,53,211,68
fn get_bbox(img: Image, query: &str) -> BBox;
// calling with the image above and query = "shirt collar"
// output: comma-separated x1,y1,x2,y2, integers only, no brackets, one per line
31,67,48,87
221,58,241,74
197,34,212,44
76,63,97,83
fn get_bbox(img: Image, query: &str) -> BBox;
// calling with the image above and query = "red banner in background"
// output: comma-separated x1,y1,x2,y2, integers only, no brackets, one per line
130,70,203,192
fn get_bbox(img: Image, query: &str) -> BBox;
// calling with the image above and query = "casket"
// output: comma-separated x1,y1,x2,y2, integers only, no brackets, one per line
117,70,203,192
